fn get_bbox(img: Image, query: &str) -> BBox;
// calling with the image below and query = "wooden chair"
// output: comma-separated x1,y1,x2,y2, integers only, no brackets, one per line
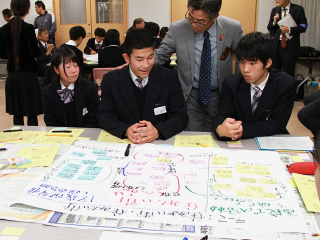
93,67,116,97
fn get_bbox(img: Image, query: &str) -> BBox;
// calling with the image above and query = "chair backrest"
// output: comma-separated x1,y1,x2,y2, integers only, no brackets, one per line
93,67,116,86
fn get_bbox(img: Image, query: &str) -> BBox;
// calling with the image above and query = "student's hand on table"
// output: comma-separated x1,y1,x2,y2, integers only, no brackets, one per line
136,120,159,144
280,25,290,33
217,118,243,140
91,50,97,55
125,122,147,144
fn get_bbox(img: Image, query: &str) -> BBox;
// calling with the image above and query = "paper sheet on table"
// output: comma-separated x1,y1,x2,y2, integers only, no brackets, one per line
174,135,219,148
9,145,59,168
255,136,314,151
84,53,98,62
97,130,132,144
0,131,47,144
277,13,297,39
99,231,191,240
36,129,85,145
292,173,320,212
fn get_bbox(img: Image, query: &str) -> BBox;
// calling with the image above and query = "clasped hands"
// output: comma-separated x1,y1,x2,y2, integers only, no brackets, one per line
125,120,159,144
217,118,243,140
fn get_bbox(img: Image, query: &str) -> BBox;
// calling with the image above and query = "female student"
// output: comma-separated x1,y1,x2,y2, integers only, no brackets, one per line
43,47,100,127
0,0,43,126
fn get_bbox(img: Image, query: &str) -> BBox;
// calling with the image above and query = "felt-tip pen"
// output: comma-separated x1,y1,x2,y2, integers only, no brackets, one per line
0,148,7,151
312,233,320,236
124,144,131,156
52,130,72,133
3,129,23,132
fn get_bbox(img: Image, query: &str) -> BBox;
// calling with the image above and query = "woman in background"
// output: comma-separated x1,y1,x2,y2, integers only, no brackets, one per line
98,29,126,68
0,0,43,126
43,47,100,127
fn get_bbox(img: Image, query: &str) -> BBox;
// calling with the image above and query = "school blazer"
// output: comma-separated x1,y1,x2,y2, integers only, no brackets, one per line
43,78,100,127
212,68,296,139
97,65,188,140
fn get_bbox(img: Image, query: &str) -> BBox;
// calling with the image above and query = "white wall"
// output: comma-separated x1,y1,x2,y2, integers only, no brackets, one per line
128,0,170,29
0,0,53,27
256,0,275,33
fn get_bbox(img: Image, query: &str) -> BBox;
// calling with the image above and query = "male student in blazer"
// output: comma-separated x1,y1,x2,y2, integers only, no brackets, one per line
267,0,307,77
213,32,296,140
98,28,188,144
154,0,243,132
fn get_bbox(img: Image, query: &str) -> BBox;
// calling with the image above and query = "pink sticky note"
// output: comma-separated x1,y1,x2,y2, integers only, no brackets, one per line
298,153,310,160
228,144,243,148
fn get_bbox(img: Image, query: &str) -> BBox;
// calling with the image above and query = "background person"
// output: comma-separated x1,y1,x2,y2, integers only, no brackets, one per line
2,8,13,22
84,27,105,55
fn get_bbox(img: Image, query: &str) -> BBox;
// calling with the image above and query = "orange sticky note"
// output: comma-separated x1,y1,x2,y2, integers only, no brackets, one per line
1,227,26,236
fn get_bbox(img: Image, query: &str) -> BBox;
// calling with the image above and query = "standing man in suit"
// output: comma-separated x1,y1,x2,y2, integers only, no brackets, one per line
36,27,54,77
98,29,188,144
34,1,56,45
2,9,13,22
267,0,307,77
154,0,243,132
213,32,296,140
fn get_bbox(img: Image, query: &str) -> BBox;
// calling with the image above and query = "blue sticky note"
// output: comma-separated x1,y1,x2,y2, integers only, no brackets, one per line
92,149,108,155
97,156,112,160
54,127,68,130
71,152,86,157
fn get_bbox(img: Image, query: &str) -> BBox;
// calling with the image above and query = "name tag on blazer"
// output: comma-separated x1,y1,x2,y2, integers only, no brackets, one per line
83,107,88,116
154,106,166,115
220,47,231,61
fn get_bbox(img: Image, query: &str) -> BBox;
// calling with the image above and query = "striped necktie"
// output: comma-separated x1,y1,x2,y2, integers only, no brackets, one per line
136,78,143,89
57,88,74,104
252,86,261,114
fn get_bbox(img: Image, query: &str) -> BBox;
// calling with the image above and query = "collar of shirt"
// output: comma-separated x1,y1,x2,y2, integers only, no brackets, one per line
39,40,47,47
129,66,149,88
282,3,291,17
95,39,103,45
250,72,269,97
65,40,77,47
60,82,75,90
196,20,216,39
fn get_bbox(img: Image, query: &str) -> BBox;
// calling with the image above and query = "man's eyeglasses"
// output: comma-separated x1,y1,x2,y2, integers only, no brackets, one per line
185,11,213,27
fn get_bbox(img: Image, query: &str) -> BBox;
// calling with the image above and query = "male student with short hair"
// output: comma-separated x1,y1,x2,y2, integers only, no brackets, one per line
2,8,12,22
213,32,296,140
98,28,188,144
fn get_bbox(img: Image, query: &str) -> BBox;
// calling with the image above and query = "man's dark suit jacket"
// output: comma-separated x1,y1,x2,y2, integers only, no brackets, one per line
43,78,100,128
98,46,126,68
212,68,296,139
98,65,188,140
267,3,307,60
84,38,103,54
36,40,51,77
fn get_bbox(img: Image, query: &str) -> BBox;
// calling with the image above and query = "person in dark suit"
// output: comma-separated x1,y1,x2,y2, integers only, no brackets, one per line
145,22,162,49
60,26,86,70
0,0,43,126
98,29,126,68
267,0,307,77
84,27,105,55
43,47,100,128
36,27,54,77
213,32,296,140
98,29,188,143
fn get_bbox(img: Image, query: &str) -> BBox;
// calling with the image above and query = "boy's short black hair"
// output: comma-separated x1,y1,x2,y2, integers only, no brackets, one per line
105,29,120,46
160,26,169,39
50,47,82,84
236,32,275,68
94,27,105,37
2,8,12,17
145,22,160,38
69,26,86,41
124,28,154,56
35,0,45,10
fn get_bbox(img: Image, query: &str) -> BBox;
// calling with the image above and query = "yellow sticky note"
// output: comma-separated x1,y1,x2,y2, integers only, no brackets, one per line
76,137,90,140
246,186,265,193
227,141,242,145
157,158,172,163
239,177,257,183
0,164,4,170
291,156,304,162
212,156,228,165
236,189,255,198
235,164,253,174
11,127,21,130
260,178,278,185
286,179,297,188
97,130,132,144
257,192,276,199
254,170,271,176
216,169,233,179
1,226,26,236
252,165,269,171
214,183,232,189
173,135,219,148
